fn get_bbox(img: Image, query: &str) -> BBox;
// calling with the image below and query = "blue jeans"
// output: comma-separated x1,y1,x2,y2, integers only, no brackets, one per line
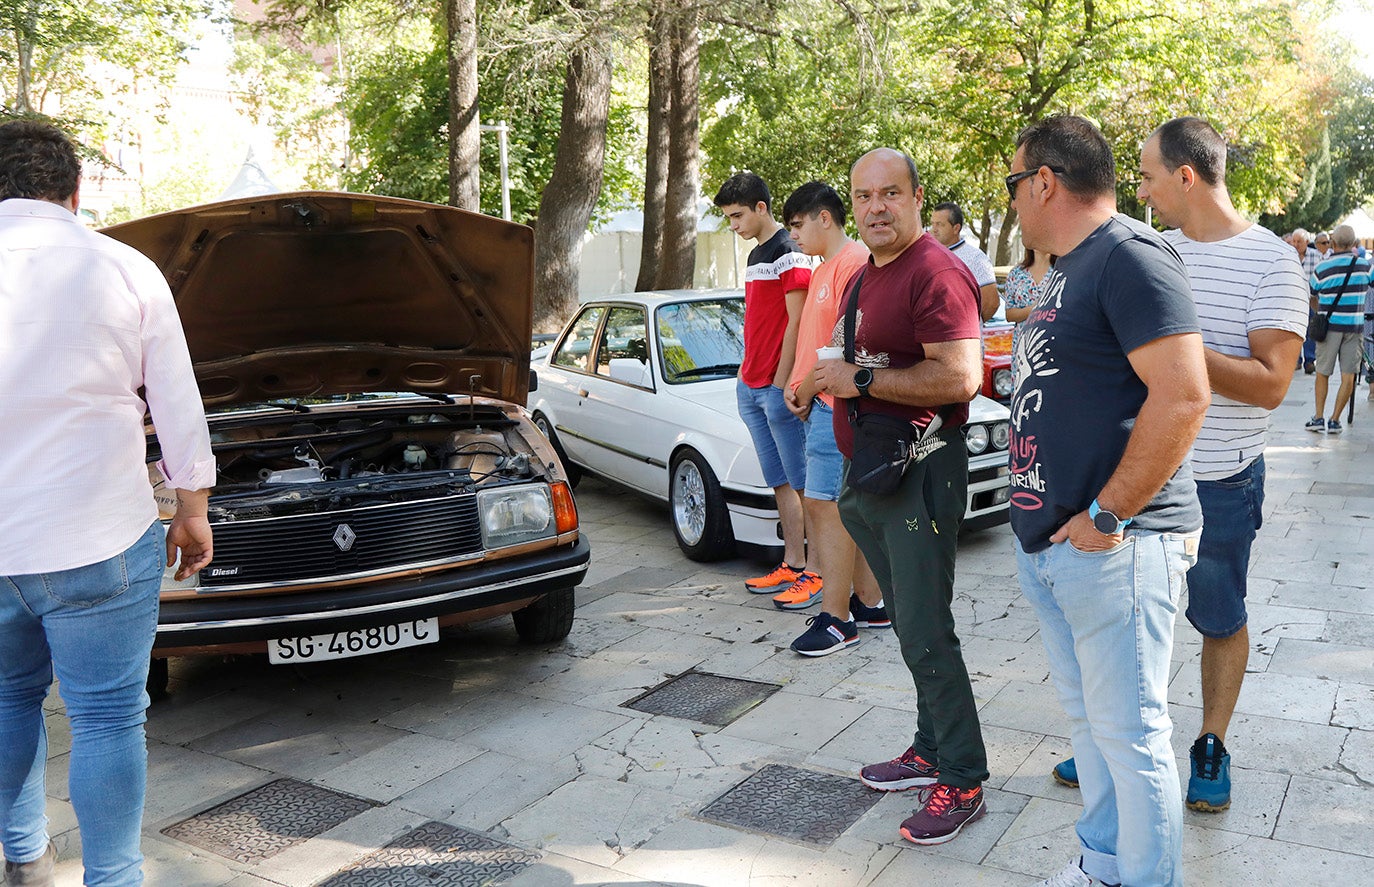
1187,457,1264,638
1,522,163,887
736,380,806,490
1016,530,1199,887
802,400,844,501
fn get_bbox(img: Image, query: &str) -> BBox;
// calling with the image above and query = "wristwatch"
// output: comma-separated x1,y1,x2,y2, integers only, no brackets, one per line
1089,498,1132,535
853,367,874,398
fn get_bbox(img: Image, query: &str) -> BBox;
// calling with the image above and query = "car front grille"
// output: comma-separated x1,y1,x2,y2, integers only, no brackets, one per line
200,494,483,588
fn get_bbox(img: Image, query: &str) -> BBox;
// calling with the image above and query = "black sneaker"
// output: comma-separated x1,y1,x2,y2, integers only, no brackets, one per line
790,612,859,657
849,593,891,628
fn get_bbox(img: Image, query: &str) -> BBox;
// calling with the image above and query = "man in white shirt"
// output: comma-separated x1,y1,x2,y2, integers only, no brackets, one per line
929,201,1000,320
0,121,215,887
1046,118,1306,837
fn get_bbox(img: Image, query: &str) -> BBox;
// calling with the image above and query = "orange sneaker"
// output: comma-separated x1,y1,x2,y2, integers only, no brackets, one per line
772,571,823,610
744,562,801,593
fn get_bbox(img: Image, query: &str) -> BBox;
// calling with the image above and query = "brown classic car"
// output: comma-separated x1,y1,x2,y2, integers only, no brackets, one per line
104,192,589,692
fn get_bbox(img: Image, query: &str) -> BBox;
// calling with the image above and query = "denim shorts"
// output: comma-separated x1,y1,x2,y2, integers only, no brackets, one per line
737,380,807,490
1186,455,1265,639
802,399,844,501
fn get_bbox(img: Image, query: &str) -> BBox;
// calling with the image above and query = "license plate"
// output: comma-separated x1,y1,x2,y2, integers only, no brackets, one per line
268,618,439,664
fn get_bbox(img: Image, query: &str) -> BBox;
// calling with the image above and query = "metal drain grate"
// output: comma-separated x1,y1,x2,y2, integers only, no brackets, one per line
698,763,881,847
622,670,781,727
317,821,539,886
162,778,375,863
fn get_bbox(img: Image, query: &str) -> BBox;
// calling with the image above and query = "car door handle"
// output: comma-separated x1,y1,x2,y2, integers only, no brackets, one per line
578,388,589,398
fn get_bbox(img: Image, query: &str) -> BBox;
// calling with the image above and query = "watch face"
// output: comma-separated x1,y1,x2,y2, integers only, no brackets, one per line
1092,510,1118,534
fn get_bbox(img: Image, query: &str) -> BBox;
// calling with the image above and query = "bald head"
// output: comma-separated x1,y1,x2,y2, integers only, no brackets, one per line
853,148,920,194
850,148,925,265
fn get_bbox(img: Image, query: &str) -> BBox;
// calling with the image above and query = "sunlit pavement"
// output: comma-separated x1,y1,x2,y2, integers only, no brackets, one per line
34,370,1374,885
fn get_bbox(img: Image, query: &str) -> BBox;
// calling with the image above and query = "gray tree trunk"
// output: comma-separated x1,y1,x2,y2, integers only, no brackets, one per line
995,205,1018,265
446,0,479,211
656,7,699,289
532,45,613,329
635,3,672,292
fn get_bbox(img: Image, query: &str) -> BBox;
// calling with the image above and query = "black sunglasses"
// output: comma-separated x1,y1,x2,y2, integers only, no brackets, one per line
1005,166,1066,199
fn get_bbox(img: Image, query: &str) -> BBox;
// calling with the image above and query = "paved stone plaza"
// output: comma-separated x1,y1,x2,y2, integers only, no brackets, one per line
37,376,1374,885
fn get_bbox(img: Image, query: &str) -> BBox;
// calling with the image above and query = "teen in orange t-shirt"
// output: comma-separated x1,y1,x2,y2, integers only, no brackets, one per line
778,181,886,655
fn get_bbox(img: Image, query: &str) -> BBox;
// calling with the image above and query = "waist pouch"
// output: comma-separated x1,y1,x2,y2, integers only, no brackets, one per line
847,412,950,495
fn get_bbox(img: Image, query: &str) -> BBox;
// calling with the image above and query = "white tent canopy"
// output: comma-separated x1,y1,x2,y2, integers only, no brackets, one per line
1337,207,1374,241
217,147,281,201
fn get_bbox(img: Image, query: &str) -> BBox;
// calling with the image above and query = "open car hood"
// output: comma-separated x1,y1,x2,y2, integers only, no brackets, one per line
102,192,534,408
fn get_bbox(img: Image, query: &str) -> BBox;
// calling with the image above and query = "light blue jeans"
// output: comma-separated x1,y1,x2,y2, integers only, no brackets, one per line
1,521,163,887
736,379,807,490
1015,529,1199,887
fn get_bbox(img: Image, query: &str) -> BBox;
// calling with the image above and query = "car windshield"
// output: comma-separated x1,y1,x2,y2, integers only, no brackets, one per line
656,298,745,384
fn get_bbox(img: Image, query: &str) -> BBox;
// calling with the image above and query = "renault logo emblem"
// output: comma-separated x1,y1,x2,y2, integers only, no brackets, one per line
332,524,357,551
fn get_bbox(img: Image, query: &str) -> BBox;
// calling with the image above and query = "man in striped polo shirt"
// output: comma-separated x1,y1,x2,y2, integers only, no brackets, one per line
1307,224,1371,433
1047,117,1308,824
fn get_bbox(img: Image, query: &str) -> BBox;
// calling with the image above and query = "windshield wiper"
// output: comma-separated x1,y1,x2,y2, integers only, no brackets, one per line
672,363,740,380
265,401,311,414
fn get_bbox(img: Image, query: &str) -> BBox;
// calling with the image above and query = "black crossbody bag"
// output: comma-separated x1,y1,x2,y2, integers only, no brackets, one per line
1310,258,1357,343
843,274,955,495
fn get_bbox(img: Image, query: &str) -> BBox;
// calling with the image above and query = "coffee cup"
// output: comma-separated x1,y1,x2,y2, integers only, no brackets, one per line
816,346,844,361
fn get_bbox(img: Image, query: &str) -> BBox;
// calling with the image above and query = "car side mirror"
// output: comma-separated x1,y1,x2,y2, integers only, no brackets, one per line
528,369,538,393
608,357,650,387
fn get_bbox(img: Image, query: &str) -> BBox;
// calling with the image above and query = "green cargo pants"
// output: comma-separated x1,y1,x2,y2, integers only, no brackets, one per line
838,428,989,788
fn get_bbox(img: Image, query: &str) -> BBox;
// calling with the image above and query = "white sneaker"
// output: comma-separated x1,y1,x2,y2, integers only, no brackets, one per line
1038,857,1118,887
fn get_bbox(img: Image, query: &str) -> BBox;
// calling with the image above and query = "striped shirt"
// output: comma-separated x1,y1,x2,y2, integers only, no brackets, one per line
1163,225,1308,481
1310,252,1371,330
949,239,996,287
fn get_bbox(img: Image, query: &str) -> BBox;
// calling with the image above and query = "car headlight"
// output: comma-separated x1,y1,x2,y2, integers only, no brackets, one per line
478,484,555,548
965,423,989,455
993,368,1014,398
990,421,1010,451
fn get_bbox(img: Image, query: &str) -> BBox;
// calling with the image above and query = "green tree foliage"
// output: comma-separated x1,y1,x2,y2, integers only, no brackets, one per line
339,33,637,225
0,0,216,139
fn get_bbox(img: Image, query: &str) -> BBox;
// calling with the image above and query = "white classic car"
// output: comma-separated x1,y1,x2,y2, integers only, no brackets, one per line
529,290,1011,562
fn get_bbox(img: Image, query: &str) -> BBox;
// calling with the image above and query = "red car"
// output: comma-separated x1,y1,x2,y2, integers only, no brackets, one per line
981,321,1014,404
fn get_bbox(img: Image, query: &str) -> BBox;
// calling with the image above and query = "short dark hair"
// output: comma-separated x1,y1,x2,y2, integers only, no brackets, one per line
0,120,81,203
1015,115,1115,199
713,172,771,212
1153,116,1226,186
933,201,964,228
782,180,846,228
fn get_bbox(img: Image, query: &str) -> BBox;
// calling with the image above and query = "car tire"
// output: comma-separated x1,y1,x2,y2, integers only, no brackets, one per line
147,657,169,702
512,587,575,643
532,411,580,488
669,448,735,562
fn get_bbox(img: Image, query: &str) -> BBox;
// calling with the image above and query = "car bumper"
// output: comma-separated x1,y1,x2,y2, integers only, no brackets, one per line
964,455,1011,529
154,536,591,649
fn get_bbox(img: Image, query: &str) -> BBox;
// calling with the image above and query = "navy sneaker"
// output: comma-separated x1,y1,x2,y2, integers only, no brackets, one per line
790,612,859,657
1305,415,1326,432
849,593,891,628
1186,733,1231,812
1326,418,1343,434
1052,757,1079,788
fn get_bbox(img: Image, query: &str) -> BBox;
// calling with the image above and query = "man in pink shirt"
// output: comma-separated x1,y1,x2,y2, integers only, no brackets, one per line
0,121,214,887
779,181,887,653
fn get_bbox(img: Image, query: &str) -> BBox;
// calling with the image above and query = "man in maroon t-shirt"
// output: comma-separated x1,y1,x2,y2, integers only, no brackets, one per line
814,148,989,847
713,172,814,599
